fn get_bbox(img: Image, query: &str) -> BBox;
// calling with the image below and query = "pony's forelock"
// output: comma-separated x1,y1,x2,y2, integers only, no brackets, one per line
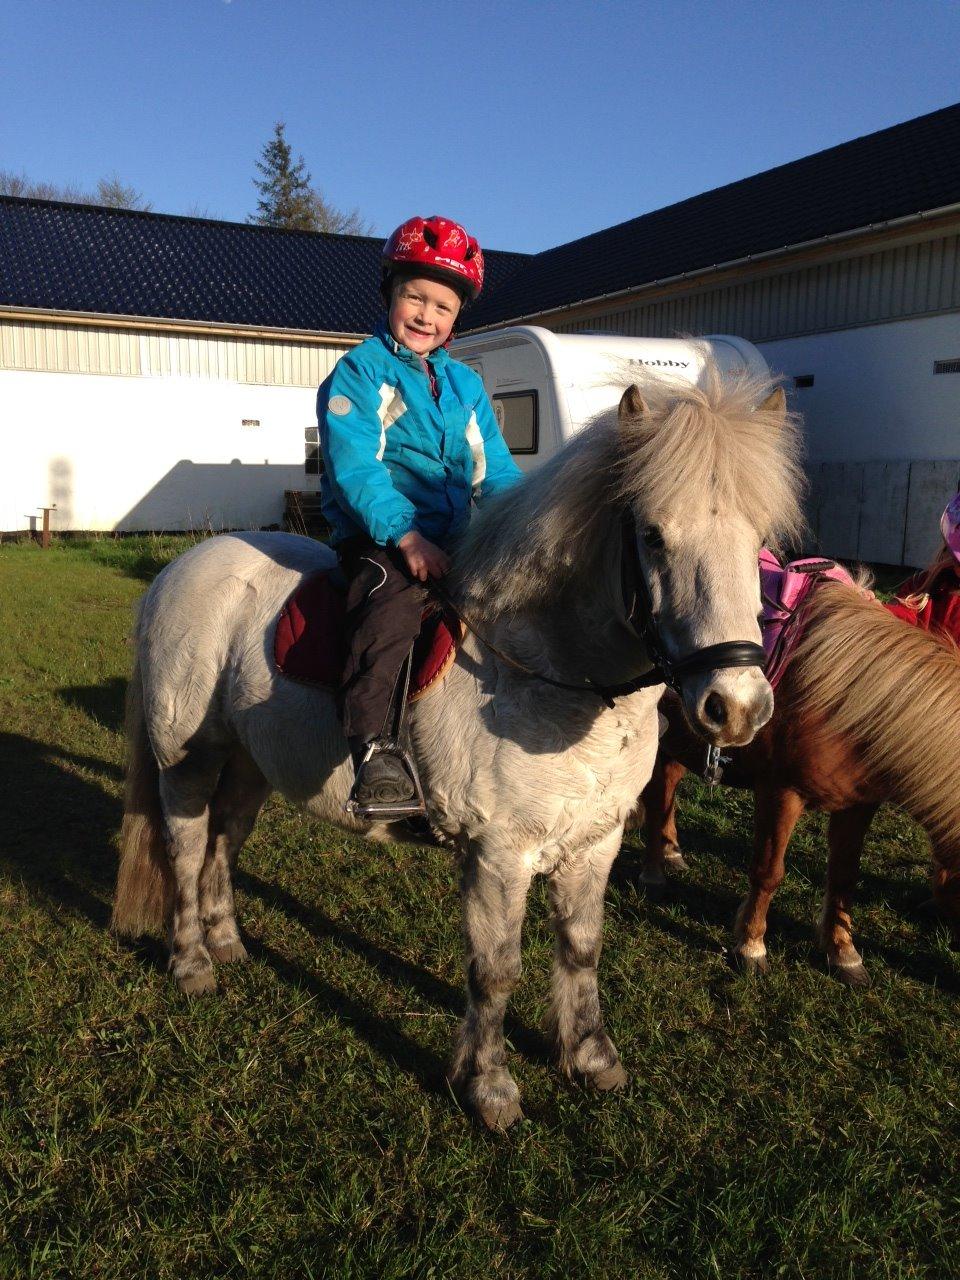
453,360,805,618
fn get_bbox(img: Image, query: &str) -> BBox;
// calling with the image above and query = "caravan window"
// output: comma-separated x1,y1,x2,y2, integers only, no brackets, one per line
493,390,538,454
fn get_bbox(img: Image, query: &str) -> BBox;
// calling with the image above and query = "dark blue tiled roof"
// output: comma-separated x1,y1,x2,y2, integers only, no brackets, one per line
0,198,530,334
466,101,960,329
3,103,959,336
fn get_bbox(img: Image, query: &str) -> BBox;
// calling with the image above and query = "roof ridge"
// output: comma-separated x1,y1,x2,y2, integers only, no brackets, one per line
0,193,385,244
0,193,533,258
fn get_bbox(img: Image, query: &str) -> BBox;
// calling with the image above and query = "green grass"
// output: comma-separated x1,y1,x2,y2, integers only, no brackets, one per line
1,537,959,1278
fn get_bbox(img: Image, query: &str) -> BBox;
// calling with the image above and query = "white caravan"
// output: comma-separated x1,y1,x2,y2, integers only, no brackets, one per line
450,326,771,473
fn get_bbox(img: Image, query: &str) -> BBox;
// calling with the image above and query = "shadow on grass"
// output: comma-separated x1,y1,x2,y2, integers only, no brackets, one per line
615,822,960,994
59,677,128,735
238,869,552,1084
0,726,547,1092
0,731,121,929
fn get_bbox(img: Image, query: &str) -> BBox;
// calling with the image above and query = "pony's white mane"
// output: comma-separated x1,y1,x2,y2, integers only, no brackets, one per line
453,362,805,619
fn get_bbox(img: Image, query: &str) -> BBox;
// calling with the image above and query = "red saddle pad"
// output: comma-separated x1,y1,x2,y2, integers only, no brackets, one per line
273,571,462,701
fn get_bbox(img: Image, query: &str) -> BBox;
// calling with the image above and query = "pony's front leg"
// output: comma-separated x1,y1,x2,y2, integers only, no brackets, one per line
547,832,627,1090
820,804,877,987
732,783,805,975
448,844,534,1131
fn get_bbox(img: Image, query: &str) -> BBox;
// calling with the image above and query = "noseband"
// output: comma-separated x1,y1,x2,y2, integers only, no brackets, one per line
431,508,766,708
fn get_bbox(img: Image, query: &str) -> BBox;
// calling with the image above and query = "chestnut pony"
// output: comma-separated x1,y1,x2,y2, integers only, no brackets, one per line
641,578,960,986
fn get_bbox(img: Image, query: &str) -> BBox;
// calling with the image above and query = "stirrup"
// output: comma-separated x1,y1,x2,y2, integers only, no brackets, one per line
344,647,427,821
345,739,427,821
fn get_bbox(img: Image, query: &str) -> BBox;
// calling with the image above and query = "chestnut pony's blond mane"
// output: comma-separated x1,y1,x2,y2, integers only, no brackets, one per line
791,583,960,843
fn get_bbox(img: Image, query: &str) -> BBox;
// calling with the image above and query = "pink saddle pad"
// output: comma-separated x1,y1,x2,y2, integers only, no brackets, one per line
760,549,855,689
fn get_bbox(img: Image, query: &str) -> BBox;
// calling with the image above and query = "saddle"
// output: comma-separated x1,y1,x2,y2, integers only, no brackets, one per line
760,549,855,690
273,570,462,701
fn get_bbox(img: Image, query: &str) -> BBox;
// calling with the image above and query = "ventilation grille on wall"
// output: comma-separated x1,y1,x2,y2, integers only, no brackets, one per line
934,358,960,374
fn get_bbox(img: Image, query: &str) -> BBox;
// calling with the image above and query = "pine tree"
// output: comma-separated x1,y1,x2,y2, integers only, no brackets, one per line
249,122,315,231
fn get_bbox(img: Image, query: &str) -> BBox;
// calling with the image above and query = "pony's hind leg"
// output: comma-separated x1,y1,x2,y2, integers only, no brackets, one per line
819,805,877,988
159,753,226,995
640,754,689,888
930,843,960,948
448,842,534,1131
200,750,272,964
547,831,626,1090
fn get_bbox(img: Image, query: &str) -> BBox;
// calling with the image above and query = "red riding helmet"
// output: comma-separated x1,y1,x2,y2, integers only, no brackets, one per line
382,215,485,302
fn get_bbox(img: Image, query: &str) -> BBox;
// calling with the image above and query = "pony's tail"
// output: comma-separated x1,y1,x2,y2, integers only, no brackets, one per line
111,653,172,937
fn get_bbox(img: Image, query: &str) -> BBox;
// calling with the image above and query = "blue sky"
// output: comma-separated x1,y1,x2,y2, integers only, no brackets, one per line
2,0,959,253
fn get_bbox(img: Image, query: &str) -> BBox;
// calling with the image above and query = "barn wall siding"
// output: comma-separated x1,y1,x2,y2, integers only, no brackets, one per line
0,319,351,387
549,235,960,345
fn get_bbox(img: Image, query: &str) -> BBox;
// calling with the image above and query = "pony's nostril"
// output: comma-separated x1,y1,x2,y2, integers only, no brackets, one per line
704,692,727,726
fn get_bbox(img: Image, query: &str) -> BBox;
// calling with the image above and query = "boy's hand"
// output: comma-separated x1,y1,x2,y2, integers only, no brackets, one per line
397,531,450,582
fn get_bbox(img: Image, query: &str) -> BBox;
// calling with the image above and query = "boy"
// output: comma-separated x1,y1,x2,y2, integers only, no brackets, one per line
317,215,523,807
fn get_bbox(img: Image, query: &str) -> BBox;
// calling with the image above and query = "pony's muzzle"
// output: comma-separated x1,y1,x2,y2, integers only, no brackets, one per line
683,666,773,747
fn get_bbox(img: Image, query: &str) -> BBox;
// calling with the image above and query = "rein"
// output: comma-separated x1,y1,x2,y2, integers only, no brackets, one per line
430,510,766,708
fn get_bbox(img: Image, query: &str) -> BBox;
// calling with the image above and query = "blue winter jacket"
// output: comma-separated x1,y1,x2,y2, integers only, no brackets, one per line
317,325,523,548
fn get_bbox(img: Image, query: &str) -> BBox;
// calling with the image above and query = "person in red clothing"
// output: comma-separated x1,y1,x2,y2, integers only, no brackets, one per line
886,493,960,643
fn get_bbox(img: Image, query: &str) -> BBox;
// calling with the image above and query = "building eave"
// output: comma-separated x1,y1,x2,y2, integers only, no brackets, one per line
465,201,960,333
0,305,366,345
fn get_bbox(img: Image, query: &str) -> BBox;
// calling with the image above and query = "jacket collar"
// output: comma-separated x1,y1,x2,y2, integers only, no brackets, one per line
376,322,450,369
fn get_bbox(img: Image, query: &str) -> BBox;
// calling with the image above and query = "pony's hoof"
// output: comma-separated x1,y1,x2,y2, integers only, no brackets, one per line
178,970,217,996
731,948,770,977
477,1094,524,1132
209,941,248,964
830,960,871,989
587,1060,628,1091
663,849,690,873
454,1072,523,1132
639,870,667,896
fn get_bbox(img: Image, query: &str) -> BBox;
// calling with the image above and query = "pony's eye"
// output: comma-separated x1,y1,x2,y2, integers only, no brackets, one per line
642,526,665,550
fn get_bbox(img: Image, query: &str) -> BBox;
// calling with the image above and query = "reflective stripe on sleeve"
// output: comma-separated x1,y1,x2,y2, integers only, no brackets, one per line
376,384,408,461
465,410,487,488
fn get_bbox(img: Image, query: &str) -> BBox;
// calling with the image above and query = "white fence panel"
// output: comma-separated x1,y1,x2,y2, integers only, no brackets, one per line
903,460,960,568
807,458,960,566
857,462,911,564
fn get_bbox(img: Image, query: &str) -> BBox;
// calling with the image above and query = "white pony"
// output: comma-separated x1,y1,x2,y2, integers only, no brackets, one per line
113,369,803,1129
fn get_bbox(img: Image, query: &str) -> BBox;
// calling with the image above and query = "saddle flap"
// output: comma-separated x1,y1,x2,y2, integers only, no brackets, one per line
274,570,461,701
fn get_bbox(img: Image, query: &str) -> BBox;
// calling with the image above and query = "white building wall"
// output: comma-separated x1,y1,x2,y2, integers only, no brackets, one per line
2,368,323,532
757,313,960,565
757,312,960,461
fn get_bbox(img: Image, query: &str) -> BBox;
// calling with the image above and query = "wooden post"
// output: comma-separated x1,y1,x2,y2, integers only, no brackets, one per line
40,506,56,549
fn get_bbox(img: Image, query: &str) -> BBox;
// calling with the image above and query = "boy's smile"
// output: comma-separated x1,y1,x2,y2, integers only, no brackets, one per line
389,277,462,355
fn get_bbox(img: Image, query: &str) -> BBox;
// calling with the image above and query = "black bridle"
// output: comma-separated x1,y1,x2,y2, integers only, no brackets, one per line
431,508,766,708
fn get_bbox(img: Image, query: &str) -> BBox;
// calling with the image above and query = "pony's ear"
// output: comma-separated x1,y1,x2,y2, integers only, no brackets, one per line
758,387,787,418
619,385,648,423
